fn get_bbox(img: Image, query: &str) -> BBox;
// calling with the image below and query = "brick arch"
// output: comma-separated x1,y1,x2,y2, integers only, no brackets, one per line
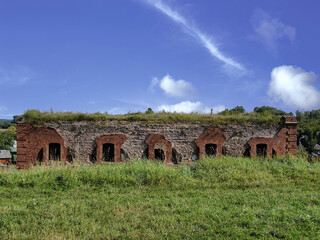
248,117,298,158
194,126,226,159
95,134,127,163
248,127,287,158
145,134,172,164
25,127,66,165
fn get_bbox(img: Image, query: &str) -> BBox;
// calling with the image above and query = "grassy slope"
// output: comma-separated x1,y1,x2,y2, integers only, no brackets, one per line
0,157,320,239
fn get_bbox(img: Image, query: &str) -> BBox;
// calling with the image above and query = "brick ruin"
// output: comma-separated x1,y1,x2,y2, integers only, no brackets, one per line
16,116,298,168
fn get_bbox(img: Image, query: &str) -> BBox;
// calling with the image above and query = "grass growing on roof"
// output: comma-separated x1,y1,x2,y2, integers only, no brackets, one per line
0,156,320,239
17,109,284,125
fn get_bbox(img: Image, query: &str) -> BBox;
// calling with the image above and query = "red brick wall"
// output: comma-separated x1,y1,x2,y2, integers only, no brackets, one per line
248,117,298,157
145,134,172,164
95,134,127,163
194,126,226,158
17,123,66,169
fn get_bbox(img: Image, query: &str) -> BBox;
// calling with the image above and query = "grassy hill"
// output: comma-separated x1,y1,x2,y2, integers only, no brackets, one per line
0,156,319,239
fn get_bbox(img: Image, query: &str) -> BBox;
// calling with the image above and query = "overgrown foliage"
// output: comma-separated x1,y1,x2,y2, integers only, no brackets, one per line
17,109,285,125
0,157,319,239
296,109,320,153
0,130,16,150
0,119,16,129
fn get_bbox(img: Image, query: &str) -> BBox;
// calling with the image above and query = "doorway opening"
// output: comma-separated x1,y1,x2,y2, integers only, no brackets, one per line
49,143,61,161
205,144,217,157
256,144,267,158
103,143,115,162
154,149,165,161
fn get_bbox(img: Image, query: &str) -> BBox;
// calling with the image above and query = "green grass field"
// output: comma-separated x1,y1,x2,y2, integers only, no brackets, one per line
0,157,320,239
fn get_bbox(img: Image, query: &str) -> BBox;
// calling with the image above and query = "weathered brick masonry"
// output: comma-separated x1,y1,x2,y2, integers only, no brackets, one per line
17,116,297,168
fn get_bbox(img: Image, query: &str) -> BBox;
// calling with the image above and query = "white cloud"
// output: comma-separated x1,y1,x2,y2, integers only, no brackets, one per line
268,65,320,110
156,101,225,113
141,0,245,72
251,10,295,53
152,74,195,97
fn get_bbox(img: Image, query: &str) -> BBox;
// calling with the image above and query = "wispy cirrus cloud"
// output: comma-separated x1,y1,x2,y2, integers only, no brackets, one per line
150,74,196,97
141,0,245,72
251,9,295,54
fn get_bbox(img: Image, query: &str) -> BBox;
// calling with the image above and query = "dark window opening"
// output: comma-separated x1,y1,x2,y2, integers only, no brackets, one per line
90,146,97,163
66,148,73,163
103,143,114,162
155,149,165,161
142,147,149,159
272,148,277,158
243,145,251,158
172,148,180,165
205,144,217,157
192,146,200,161
37,148,43,163
49,143,61,161
256,144,267,158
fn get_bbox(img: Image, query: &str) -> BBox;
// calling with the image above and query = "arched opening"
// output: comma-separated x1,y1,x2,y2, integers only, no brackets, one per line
192,146,200,161
154,148,165,161
142,147,149,159
90,146,97,163
172,148,180,165
243,145,251,158
49,143,61,161
66,148,73,163
256,144,267,158
103,143,114,162
205,144,217,157
37,148,43,163
272,148,277,158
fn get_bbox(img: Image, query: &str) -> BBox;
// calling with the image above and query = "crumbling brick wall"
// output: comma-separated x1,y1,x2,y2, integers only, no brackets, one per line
17,123,66,168
16,117,297,168
145,134,172,164
248,116,298,158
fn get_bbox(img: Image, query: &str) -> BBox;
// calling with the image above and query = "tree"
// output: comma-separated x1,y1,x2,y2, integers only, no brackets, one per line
0,130,16,150
145,108,154,114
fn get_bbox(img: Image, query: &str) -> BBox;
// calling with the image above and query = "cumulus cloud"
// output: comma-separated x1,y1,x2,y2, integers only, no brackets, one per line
156,101,225,113
268,65,320,109
152,74,195,97
251,10,295,53
141,0,245,72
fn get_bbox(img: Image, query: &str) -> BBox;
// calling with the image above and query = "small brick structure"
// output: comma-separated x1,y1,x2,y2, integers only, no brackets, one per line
0,150,11,165
194,127,226,158
145,134,172,164
95,134,127,163
17,124,66,168
248,116,298,158
16,116,298,168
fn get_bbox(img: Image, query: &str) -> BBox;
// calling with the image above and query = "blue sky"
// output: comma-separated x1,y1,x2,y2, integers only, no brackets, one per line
0,0,319,118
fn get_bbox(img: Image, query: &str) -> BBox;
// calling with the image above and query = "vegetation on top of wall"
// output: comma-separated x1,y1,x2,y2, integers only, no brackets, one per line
15,107,291,125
